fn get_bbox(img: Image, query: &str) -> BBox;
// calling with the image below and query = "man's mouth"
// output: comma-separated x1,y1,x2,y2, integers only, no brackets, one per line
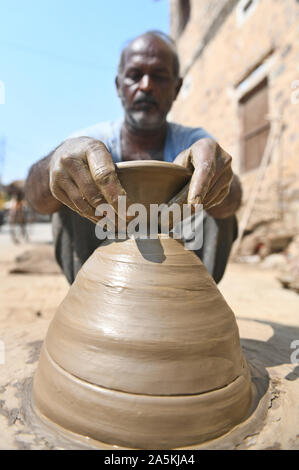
133,99,158,110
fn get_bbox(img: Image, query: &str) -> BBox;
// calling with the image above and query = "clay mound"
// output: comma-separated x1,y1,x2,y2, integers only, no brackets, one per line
32,161,253,449
33,236,252,449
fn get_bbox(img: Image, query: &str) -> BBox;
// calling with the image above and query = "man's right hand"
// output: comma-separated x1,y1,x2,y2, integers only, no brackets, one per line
49,137,128,223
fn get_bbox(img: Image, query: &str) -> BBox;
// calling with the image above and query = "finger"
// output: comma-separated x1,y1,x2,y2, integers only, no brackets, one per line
187,156,215,205
174,144,216,205
167,182,190,206
203,168,233,209
61,178,97,218
202,153,232,193
59,157,119,228
187,140,224,205
51,184,96,223
52,178,100,223
50,178,77,212
205,186,229,210
173,143,215,204
172,148,193,169
86,141,132,219
61,157,106,209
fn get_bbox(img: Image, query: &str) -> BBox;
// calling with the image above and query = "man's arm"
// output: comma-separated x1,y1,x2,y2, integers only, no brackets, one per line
25,151,63,214
207,173,242,219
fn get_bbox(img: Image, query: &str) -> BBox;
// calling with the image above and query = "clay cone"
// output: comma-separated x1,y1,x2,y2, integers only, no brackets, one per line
32,162,252,449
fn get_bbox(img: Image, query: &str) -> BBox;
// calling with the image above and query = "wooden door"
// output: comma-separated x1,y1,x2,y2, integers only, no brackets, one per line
239,78,270,172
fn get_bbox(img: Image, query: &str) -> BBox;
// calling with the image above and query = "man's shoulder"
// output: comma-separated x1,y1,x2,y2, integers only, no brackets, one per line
165,121,213,162
168,121,212,142
67,118,122,143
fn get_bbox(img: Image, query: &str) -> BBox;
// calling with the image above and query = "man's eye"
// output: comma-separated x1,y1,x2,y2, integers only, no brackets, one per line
126,72,141,81
155,75,169,81
151,73,171,82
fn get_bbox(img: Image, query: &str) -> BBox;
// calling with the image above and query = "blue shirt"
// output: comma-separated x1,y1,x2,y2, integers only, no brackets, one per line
68,118,211,163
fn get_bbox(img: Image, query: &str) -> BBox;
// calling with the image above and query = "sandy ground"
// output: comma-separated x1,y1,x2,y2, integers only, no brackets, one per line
0,222,298,450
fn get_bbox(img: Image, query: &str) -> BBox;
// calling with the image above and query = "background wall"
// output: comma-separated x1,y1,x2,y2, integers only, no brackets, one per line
170,0,299,237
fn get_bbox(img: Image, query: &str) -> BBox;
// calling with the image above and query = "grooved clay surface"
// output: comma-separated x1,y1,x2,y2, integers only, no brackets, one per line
33,236,253,448
33,344,252,450
45,236,246,396
32,161,253,448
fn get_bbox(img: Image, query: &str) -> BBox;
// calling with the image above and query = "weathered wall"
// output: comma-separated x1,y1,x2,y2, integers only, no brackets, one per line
170,0,299,233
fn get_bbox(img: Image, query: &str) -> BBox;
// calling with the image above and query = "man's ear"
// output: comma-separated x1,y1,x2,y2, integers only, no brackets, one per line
174,78,183,100
115,76,121,97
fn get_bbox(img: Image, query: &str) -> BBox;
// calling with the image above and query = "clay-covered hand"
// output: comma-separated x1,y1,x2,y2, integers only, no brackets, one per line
172,138,233,210
49,137,128,223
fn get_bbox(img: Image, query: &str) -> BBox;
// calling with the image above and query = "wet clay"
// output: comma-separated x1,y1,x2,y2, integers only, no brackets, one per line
32,161,253,449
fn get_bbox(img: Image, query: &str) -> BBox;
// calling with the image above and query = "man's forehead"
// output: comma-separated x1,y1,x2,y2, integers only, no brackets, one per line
122,35,175,69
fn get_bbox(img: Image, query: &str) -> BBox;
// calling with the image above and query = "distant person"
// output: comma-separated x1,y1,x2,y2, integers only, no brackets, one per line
0,190,6,230
9,189,29,244
25,31,242,284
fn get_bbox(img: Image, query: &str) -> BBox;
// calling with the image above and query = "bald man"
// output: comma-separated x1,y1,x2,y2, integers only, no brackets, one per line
25,31,241,284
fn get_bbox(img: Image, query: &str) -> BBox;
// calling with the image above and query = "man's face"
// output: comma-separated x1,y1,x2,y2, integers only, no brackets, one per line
116,35,182,131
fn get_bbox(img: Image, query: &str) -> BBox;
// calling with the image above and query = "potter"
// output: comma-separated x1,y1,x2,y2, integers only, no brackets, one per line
25,30,242,285
27,30,253,450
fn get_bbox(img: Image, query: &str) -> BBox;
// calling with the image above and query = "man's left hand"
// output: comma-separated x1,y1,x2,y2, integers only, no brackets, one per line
173,138,234,210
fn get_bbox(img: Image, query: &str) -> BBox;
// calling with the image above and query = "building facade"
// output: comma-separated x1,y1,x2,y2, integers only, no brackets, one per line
170,0,299,238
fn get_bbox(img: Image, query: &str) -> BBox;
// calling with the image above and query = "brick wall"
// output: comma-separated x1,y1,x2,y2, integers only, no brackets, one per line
170,0,299,233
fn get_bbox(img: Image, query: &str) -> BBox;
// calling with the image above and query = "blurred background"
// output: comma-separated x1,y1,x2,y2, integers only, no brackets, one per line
0,0,298,291
0,2,299,450
169,0,299,277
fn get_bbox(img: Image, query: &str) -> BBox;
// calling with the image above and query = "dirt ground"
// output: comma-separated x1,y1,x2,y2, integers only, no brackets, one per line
0,222,298,450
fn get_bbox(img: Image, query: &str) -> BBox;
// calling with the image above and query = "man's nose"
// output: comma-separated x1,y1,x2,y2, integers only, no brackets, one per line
139,74,152,92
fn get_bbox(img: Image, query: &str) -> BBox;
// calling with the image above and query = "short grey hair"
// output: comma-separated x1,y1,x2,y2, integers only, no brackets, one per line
117,30,180,78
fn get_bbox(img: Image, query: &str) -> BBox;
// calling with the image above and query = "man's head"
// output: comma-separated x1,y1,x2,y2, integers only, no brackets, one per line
116,31,183,131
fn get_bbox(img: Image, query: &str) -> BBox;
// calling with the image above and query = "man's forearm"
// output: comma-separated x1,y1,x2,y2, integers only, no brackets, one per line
207,173,242,219
25,152,62,214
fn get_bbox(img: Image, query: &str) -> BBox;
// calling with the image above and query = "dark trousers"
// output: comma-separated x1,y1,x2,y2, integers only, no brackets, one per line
192,212,238,284
53,208,238,285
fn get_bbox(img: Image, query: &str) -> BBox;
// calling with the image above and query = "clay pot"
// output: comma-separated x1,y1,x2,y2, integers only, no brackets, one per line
33,161,252,449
